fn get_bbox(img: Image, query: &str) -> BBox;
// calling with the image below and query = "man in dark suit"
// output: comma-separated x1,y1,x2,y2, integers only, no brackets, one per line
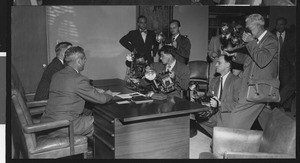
164,19,191,65
40,46,113,138
196,55,241,136
271,17,296,112
34,42,72,101
134,45,190,98
119,15,159,64
226,14,279,130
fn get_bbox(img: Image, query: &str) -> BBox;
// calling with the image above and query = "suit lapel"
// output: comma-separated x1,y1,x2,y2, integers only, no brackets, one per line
221,73,232,100
136,30,145,44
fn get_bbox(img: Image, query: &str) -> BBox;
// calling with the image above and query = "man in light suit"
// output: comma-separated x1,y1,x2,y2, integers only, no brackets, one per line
227,14,279,130
119,15,158,64
165,19,191,65
196,55,241,136
34,42,72,101
41,46,113,138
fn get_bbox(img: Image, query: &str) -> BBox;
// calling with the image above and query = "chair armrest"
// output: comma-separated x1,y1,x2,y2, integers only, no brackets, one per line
224,151,295,159
26,100,47,108
25,93,36,102
29,106,46,116
23,120,70,134
213,127,263,158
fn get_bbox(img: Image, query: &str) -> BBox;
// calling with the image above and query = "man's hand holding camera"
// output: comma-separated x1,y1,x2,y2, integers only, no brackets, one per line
242,32,255,43
210,96,220,108
169,71,175,79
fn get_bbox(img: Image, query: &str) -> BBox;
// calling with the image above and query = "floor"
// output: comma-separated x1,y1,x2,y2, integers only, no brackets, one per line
189,130,212,159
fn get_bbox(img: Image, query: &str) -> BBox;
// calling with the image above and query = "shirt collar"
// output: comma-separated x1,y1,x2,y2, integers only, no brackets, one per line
257,30,267,43
166,59,176,71
221,71,230,86
172,34,180,40
276,31,285,39
58,58,64,64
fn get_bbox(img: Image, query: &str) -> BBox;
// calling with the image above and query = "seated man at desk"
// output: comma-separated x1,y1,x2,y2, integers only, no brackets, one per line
40,46,113,138
132,45,190,98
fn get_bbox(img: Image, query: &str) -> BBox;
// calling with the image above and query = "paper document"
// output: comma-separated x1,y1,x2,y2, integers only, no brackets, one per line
116,92,145,99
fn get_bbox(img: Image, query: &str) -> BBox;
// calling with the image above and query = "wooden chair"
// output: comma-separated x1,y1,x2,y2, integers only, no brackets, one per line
199,108,295,159
11,89,88,159
188,60,209,94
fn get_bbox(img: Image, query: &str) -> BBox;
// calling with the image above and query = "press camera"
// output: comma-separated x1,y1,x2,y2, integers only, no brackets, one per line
145,70,176,94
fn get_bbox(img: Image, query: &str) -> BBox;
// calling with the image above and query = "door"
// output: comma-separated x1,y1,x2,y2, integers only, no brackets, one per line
11,6,48,93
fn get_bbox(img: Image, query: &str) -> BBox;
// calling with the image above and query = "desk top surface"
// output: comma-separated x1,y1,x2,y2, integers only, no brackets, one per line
91,78,208,123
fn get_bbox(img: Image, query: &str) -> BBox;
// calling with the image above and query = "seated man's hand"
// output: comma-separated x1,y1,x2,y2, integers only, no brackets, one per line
210,96,220,108
146,91,155,97
169,71,175,78
242,32,255,42
96,88,105,93
130,78,140,84
105,90,113,96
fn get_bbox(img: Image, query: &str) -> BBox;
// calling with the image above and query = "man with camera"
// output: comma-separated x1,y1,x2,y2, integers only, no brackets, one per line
164,19,191,65
133,45,190,98
226,14,279,130
195,54,241,136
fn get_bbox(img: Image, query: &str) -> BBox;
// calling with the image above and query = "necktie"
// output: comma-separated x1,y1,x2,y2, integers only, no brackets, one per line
279,33,283,48
218,76,223,100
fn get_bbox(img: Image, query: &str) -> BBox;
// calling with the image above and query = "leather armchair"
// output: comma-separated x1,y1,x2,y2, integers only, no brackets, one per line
11,64,47,116
11,89,88,159
199,108,295,159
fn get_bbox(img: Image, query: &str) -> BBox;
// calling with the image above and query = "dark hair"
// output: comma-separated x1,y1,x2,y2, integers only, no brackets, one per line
137,15,147,22
276,17,287,25
55,41,72,56
219,54,233,70
64,46,85,64
169,19,181,27
158,45,177,57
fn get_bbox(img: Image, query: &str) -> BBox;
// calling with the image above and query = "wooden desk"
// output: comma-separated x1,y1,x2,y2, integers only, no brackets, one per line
91,78,208,159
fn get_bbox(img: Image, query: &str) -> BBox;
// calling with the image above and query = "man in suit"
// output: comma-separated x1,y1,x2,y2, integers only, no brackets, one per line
40,46,113,138
34,42,72,101
196,55,241,136
226,14,279,130
271,17,296,112
165,19,191,65
119,15,159,64
134,45,190,98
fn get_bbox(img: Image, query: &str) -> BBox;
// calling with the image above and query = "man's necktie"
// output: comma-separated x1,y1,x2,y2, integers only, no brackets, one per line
279,33,283,48
218,76,223,100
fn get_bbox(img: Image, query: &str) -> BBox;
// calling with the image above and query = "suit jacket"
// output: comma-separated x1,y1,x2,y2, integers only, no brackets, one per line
271,30,296,88
41,66,112,123
207,35,222,59
149,60,190,97
207,73,241,113
227,31,279,130
119,29,159,64
166,34,191,64
34,57,65,101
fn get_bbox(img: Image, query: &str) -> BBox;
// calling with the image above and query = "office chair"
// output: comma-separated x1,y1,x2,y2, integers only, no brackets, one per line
188,60,210,94
11,89,89,159
199,108,295,159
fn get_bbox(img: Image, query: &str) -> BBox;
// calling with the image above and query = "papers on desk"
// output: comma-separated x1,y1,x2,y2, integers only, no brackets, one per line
116,92,145,99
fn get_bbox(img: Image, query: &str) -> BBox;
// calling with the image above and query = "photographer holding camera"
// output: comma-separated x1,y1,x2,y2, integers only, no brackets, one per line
225,14,279,130
195,54,241,137
135,45,190,99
